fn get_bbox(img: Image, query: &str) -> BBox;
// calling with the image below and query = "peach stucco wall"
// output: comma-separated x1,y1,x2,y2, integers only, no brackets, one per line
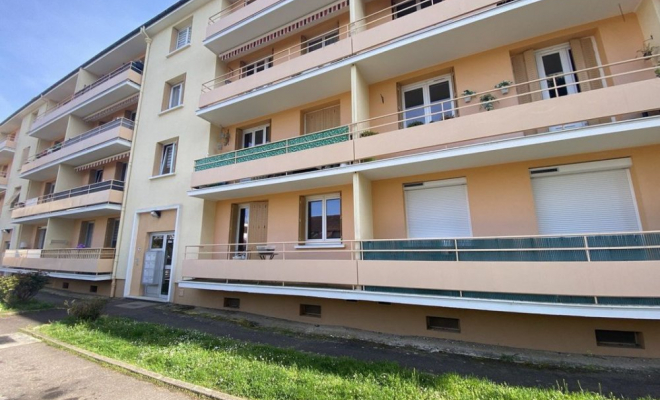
371,145,660,239
213,184,354,244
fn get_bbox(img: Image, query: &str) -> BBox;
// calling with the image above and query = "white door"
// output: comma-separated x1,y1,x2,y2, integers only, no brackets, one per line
531,160,641,235
401,75,455,127
242,125,269,148
536,44,578,100
404,178,472,238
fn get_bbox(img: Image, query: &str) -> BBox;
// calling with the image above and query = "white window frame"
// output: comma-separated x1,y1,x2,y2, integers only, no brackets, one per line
306,29,340,53
401,74,455,127
168,83,184,109
175,25,192,50
159,142,177,175
535,43,578,100
243,57,273,77
242,124,270,148
305,193,341,243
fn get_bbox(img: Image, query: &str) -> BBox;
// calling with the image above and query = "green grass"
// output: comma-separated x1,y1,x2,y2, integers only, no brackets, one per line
38,317,656,400
0,299,53,315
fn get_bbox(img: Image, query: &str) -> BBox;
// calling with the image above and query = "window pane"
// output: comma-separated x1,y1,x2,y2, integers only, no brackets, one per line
307,200,323,240
325,31,339,46
542,53,564,76
150,235,164,249
170,85,181,108
395,0,417,18
308,38,323,53
403,88,426,127
326,198,341,239
243,132,252,148
429,81,453,122
255,129,264,145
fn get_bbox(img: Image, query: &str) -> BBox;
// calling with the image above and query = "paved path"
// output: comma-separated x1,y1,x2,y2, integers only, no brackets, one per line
3,291,660,399
0,303,195,400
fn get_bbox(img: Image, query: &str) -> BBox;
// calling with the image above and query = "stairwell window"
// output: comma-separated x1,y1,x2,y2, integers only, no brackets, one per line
170,18,193,53
159,142,177,175
176,26,192,50
169,83,183,109
162,75,186,112
305,194,341,242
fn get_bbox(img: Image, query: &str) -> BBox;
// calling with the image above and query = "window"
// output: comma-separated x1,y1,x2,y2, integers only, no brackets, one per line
175,25,192,50
36,227,47,250
115,162,128,182
43,182,55,201
303,105,340,134
80,221,95,248
89,169,104,184
401,75,455,127
169,83,184,109
426,316,461,332
9,187,21,209
159,142,177,175
89,285,98,293
105,218,121,248
242,125,270,149
535,44,579,99
305,194,341,242
595,330,643,348
300,304,322,317
224,297,241,309
305,30,340,53
394,0,443,18
242,57,273,77
62,282,69,289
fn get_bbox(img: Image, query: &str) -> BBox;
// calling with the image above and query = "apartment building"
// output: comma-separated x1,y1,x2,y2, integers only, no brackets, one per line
3,0,660,357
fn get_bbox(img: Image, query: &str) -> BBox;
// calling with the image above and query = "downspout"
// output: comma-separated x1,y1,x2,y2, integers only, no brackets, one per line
110,26,152,298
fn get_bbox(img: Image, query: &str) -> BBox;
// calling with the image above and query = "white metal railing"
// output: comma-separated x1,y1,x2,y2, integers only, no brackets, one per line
23,118,134,165
11,180,124,210
34,61,143,122
194,55,660,174
184,231,660,263
201,0,514,94
8,248,116,260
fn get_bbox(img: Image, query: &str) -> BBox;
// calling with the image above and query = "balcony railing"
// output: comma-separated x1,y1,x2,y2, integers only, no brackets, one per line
11,248,116,260
186,232,660,262
193,56,660,183
23,118,134,166
12,180,125,210
200,0,515,103
35,61,143,122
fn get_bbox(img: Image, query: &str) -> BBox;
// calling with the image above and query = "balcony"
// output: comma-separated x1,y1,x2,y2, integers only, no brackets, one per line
11,180,124,224
20,118,134,181
30,62,143,140
197,0,641,125
0,136,16,163
182,232,660,318
205,0,338,55
2,248,115,277
190,58,660,199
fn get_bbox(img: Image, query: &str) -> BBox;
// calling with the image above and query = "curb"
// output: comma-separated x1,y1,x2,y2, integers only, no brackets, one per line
21,328,246,400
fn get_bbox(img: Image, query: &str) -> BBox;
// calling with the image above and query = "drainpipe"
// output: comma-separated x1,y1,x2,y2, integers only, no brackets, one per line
110,26,152,298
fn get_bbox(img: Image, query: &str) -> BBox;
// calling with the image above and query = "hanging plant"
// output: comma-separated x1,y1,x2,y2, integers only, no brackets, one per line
462,89,476,103
494,80,513,94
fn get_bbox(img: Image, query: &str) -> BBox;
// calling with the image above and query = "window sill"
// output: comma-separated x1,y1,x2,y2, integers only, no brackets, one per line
159,104,184,116
294,243,345,249
149,173,176,180
166,43,191,58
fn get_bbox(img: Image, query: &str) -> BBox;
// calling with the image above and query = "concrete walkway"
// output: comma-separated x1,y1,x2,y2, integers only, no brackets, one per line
3,291,660,399
0,313,196,400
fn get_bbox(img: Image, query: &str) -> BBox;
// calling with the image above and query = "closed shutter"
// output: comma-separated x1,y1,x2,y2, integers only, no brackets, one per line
522,49,543,102
228,204,239,259
511,54,532,104
569,37,604,92
304,105,340,134
531,163,640,235
176,26,191,49
404,178,472,238
247,201,268,259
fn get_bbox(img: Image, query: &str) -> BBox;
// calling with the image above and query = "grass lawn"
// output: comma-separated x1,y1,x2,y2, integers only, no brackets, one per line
0,299,53,315
39,317,655,400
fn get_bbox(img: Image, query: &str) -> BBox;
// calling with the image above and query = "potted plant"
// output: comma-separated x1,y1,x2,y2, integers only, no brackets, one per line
637,42,659,59
359,130,378,138
462,89,476,103
406,121,425,128
495,80,513,94
480,93,497,111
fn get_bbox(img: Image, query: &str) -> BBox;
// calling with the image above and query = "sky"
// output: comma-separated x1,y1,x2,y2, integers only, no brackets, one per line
0,0,178,122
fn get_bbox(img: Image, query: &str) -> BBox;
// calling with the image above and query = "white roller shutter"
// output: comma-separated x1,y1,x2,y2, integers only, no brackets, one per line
404,178,472,238
531,159,640,235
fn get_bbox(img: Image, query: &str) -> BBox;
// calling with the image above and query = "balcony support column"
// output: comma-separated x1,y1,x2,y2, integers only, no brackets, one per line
351,65,370,132
353,172,374,241
349,0,367,34
75,68,99,92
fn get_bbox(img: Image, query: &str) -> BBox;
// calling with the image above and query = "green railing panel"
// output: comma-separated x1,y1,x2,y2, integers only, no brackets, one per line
193,126,350,172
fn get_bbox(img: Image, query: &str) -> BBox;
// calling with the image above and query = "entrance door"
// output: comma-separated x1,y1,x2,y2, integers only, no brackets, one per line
143,232,175,298
536,45,579,100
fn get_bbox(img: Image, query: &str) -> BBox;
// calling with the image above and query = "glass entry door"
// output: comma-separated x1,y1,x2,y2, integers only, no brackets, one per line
143,232,175,299
536,45,579,100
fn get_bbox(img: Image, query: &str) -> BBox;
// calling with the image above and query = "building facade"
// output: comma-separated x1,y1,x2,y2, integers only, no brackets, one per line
2,0,660,358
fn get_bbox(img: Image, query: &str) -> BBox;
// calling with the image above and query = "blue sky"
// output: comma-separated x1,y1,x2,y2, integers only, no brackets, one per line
0,0,177,121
